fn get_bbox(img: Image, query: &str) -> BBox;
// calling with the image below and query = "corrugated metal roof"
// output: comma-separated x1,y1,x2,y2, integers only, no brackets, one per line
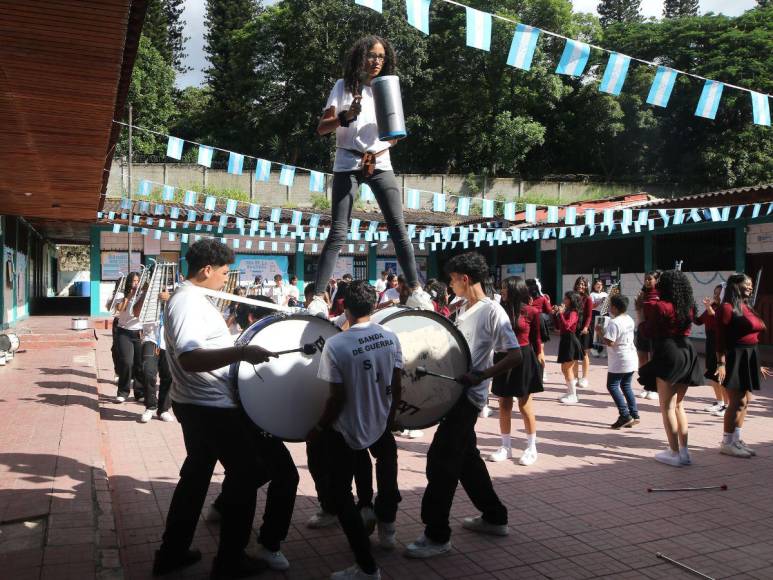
637,184,773,209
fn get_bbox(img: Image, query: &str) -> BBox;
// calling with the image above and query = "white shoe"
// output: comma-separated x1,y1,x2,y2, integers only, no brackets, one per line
307,295,329,317
488,447,512,462
479,405,492,418
140,409,154,423
396,429,424,439
711,405,727,417
405,288,435,310
578,378,589,389
737,440,756,456
307,508,338,529
720,441,752,458
704,401,724,412
360,506,377,536
256,545,289,571
115,395,126,403
113,375,120,383
654,449,682,467
637,390,648,398
518,447,538,466
377,521,397,550
559,393,579,405
678,449,692,466
646,391,659,401
158,411,175,422
330,564,381,579
404,534,451,559
461,515,509,536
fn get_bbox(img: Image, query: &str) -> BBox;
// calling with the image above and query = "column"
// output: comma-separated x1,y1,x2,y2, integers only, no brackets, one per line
367,244,377,285
89,226,103,317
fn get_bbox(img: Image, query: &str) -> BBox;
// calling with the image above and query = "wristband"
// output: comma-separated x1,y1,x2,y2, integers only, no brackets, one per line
337,111,351,128
717,362,725,367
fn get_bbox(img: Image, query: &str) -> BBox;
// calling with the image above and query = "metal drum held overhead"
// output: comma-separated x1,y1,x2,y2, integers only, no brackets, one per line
371,75,407,141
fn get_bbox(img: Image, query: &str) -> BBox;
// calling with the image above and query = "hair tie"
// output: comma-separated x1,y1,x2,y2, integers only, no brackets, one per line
534,278,544,296
719,282,727,303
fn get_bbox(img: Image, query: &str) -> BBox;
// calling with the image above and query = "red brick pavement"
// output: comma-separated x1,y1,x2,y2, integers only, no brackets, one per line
1,318,772,579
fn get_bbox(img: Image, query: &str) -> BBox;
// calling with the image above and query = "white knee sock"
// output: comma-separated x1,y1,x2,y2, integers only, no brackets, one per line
722,432,734,445
733,427,742,443
501,434,511,449
526,433,537,450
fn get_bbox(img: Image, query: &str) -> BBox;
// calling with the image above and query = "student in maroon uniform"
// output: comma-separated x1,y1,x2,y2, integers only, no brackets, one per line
488,277,544,466
554,291,585,405
694,285,727,416
638,270,704,468
572,277,594,389
715,274,771,459
635,271,660,400
526,279,552,344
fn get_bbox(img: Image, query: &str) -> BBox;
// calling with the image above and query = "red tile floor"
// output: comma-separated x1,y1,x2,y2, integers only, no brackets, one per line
1,318,772,579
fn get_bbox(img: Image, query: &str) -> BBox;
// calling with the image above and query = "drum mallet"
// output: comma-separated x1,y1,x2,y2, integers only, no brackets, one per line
656,553,715,579
647,484,727,493
415,366,458,382
274,343,318,356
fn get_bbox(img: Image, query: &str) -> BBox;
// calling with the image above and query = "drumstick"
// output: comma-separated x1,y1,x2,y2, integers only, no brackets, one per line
415,366,457,382
656,553,716,579
274,344,318,356
647,484,727,493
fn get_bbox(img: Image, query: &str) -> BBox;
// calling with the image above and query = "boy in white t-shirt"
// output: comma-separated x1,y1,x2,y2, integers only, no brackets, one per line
405,252,522,559
596,294,640,429
314,281,403,580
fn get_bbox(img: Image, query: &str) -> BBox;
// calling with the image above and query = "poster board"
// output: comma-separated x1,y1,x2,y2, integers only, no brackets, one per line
101,252,142,281
234,255,289,283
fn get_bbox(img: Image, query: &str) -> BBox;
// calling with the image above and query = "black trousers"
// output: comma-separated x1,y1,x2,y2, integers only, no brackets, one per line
421,397,507,544
161,403,264,560
213,431,299,552
116,327,144,398
111,316,120,375
307,436,374,513
141,343,172,412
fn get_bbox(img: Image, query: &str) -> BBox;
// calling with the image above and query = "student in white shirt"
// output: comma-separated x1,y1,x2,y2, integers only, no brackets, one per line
405,252,522,559
314,281,403,580
596,294,640,429
374,270,389,293
286,275,301,306
590,278,608,357
114,272,144,403
154,239,284,578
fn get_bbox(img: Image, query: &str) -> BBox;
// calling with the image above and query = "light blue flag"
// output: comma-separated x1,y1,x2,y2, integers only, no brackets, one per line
507,24,540,71
456,197,471,216
406,223,416,239
735,205,746,220
227,152,244,175
248,203,260,219
433,193,446,212
112,223,121,233
107,211,115,220
225,199,238,215
709,207,722,222
673,208,685,225
258,241,265,251
584,209,595,225
556,39,590,77
270,208,282,223
465,7,492,52
720,207,731,221
751,203,761,219
280,224,289,237
504,202,516,221
272,242,278,252
170,207,180,220
406,189,421,210
197,145,214,167
255,159,271,182
162,185,175,202
603,209,614,229
310,214,321,228
231,238,239,249
218,215,228,228
546,206,559,223
309,170,325,193
183,190,197,206
406,0,430,34
139,201,150,212
291,210,303,226
245,240,252,249
355,0,382,12
203,212,212,222
695,80,724,120
690,208,702,222
599,53,631,96
559,227,567,239
360,183,375,202
622,209,633,226
138,179,152,196
482,199,494,218
564,207,576,225
279,165,296,187
204,196,216,211
120,212,126,220
146,217,154,226
308,227,317,240
767,203,773,216
154,204,164,215
169,232,177,242
133,215,140,224
186,209,197,222
154,229,162,240
181,234,189,243
647,66,678,108
751,92,771,126
120,198,131,210
166,136,184,160
637,210,649,225
525,204,537,222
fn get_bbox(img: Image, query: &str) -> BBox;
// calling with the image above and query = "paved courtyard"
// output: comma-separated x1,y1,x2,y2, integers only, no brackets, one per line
1,317,772,579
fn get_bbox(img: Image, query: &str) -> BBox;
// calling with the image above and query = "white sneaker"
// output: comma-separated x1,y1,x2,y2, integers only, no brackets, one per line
461,516,509,536
113,375,120,383
331,564,380,579
307,295,329,317
479,405,492,418
518,447,538,466
637,390,648,398
396,429,424,439
405,288,435,310
578,378,589,389
737,440,756,456
678,449,692,466
704,401,724,412
654,449,682,467
158,411,175,422
711,405,727,417
307,508,338,529
377,521,396,550
404,534,451,559
720,441,752,458
559,393,579,405
360,506,376,536
140,409,154,423
488,447,512,462
256,545,289,571
646,391,659,401
115,395,126,403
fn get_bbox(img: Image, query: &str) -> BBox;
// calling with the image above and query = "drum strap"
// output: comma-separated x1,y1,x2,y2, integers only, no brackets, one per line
179,285,294,314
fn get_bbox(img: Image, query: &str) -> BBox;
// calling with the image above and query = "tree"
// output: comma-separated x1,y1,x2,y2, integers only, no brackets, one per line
663,0,699,19
142,0,188,72
597,0,642,27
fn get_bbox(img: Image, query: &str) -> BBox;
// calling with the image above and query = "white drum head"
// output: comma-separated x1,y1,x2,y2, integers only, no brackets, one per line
237,314,340,441
371,307,471,428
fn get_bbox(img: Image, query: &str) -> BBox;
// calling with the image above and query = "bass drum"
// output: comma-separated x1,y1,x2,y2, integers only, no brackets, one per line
370,306,470,429
0,333,19,353
236,313,340,441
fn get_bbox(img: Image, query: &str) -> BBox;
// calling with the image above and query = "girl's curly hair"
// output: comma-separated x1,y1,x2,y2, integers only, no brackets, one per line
573,276,589,296
565,291,584,328
656,270,695,329
723,273,756,316
343,35,396,95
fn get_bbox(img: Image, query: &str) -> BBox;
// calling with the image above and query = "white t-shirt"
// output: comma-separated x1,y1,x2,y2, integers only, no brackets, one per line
109,291,125,315
325,79,392,172
591,291,608,311
604,313,637,374
286,285,300,304
317,321,403,449
117,296,143,331
374,279,387,293
455,298,519,409
164,281,238,408
379,287,400,305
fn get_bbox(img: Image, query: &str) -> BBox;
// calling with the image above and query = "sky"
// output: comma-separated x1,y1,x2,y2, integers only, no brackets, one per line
175,0,758,88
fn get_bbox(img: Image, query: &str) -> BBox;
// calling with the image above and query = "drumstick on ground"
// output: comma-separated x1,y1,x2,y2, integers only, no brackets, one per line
647,484,727,492
656,553,715,579
415,366,458,382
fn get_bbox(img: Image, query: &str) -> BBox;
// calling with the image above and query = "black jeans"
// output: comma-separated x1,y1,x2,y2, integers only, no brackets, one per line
111,317,120,375
141,343,172,412
116,327,144,398
314,170,418,289
421,397,507,543
161,403,264,560
307,437,374,513
324,429,401,574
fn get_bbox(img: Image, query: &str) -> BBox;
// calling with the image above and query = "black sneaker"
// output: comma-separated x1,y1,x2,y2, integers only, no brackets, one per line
210,552,269,579
153,548,202,575
626,417,641,427
610,416,635,429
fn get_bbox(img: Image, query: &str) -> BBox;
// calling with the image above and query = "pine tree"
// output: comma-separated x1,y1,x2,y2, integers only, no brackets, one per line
142,0,188,72
756,0,770,7
663,0,700,18
597,0,643,27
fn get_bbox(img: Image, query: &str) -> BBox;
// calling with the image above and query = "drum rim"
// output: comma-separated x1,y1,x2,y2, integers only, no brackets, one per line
235,311,341,442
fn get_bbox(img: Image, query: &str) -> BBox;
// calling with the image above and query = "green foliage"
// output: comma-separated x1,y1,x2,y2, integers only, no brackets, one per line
142,0,188,72
596,0,642,27
310,193,331,210
663,0,699,19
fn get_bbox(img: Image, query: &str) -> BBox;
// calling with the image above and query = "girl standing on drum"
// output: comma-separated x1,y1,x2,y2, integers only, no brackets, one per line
635,271,660,400
489,277,544,465
310,35,432,317
638,270,703,467
554,291,585,405
572,277,594,389
715,274,771,458
694,284,728,416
